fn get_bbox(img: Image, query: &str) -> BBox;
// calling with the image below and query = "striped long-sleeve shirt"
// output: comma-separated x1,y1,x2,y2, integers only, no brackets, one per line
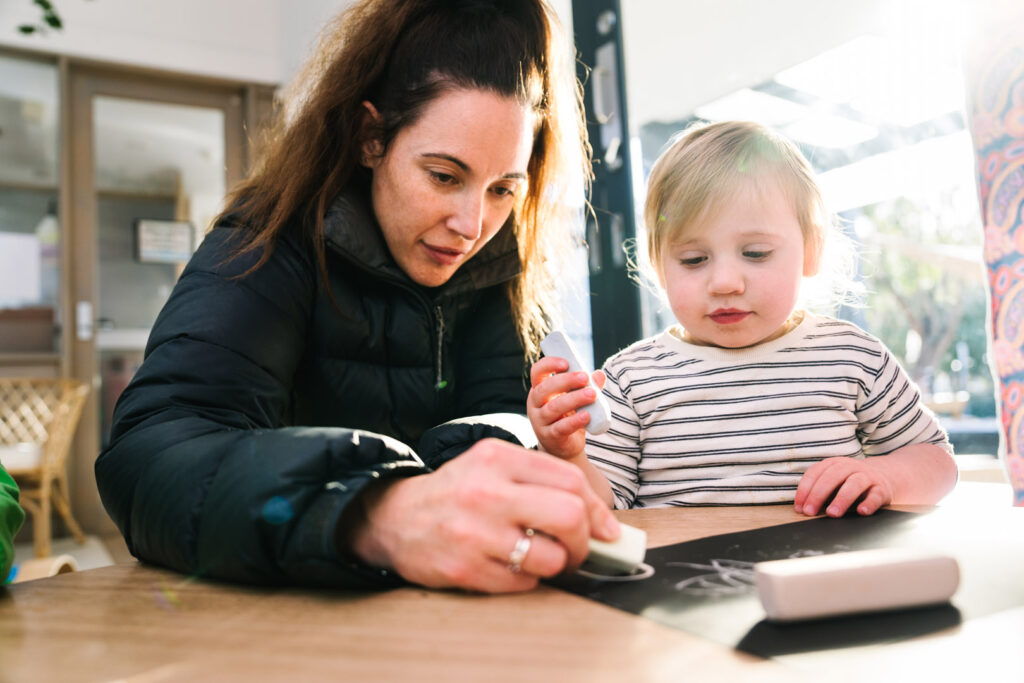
586,312,952,509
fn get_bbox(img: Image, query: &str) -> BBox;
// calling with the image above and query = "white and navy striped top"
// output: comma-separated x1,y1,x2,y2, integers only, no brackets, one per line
586,312,952,509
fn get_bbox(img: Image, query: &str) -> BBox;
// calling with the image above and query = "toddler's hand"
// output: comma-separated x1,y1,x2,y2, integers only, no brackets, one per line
527,355,605,461
794,457,895,517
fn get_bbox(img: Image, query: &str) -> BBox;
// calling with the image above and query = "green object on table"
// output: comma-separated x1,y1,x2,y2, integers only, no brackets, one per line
1,465,25,585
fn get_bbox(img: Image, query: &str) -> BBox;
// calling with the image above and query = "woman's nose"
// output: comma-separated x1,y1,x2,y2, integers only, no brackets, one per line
446,192,485,241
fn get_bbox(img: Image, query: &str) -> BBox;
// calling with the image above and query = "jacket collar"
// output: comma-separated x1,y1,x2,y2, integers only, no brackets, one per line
322,186,522,296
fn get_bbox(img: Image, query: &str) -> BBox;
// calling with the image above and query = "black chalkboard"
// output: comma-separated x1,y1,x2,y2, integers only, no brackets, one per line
551,508,1024,657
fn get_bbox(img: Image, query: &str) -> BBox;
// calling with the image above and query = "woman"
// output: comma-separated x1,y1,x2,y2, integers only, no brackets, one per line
95,0,618,593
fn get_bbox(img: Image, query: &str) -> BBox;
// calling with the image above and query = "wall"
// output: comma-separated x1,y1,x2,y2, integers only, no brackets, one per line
278,0,350,88
1,0,861,106
277,0,574,90
0,0,283,84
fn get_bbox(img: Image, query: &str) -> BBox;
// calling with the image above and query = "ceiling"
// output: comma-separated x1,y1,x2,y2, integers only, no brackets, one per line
0,0,981,219
619,0,977,215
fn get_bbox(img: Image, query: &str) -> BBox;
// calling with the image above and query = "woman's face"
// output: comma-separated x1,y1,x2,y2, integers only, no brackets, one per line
364,88,536,288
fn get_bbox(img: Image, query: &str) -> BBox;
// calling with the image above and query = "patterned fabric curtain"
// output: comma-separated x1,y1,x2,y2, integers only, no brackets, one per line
966,2,1024,505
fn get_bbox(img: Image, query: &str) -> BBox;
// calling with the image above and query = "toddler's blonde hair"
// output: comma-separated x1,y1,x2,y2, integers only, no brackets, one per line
644,120,829,282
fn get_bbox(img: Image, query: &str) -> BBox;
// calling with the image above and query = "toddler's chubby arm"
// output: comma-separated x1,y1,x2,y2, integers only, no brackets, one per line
794,443,958,518
527,355,615,507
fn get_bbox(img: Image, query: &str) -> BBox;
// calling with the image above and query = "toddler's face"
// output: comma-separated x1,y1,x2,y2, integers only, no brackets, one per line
658,182,816,348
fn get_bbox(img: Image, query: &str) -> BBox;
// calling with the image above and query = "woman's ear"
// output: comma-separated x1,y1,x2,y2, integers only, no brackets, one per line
360,101,383,167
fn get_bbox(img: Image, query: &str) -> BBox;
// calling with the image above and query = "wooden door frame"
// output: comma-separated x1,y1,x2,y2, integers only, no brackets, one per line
66,64,248,534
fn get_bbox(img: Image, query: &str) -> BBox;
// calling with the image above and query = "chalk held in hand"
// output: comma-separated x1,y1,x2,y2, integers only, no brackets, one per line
586,522,647,574
754,547,960,622
539,330,611,434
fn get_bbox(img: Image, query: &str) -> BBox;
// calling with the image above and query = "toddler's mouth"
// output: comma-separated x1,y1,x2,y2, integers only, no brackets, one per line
709,309,750,324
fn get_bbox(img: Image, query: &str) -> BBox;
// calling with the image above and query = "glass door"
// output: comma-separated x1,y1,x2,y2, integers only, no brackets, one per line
92,96,230,442
68,67,244,531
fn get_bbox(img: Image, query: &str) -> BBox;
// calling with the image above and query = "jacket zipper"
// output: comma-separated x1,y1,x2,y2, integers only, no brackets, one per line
366,272,446,394
354,268,444,393
434,305,447,391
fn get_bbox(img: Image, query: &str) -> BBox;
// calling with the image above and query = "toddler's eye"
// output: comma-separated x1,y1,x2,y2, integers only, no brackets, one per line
679,256,706,267
743,250,772,261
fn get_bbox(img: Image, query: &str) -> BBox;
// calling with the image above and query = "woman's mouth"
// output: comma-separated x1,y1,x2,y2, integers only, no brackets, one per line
422,243,467,266
709,309,750,324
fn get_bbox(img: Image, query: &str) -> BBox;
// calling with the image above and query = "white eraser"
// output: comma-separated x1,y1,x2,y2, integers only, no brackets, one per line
539,331,611,434
587,522,647,574
754,547,959,622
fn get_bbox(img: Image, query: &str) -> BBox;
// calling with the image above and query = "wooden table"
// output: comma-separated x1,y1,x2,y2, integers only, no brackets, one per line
1,491,1021,682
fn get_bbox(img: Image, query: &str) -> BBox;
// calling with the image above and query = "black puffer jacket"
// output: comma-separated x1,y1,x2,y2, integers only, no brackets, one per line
95,186,537,588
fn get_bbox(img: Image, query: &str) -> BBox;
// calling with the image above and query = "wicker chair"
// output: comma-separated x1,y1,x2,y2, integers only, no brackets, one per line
0,377,89,558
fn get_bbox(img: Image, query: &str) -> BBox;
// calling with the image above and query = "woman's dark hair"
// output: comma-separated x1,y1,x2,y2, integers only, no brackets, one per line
219,0,591,356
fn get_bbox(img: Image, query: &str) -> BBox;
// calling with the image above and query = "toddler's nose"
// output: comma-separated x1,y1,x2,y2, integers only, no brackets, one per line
708,260,745,295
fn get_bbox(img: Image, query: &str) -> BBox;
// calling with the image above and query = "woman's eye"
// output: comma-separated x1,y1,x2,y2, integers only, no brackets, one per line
743,250,772,261
491,181,523,198
429,170,457,185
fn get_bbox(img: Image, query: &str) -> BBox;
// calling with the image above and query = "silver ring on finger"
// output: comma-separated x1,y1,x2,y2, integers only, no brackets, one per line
507,528,535,574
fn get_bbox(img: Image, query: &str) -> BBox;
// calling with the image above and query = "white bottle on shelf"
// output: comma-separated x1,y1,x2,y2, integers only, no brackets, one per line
34,200,59,306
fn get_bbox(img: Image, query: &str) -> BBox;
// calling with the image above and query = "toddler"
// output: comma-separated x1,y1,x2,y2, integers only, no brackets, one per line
529,120,958,516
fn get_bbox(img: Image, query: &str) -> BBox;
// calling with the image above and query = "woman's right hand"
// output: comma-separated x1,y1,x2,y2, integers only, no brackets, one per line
527,355,605,460
344,438,620,593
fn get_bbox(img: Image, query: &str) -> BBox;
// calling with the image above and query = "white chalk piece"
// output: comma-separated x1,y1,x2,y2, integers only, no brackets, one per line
586,522,647,574
754,547,960,622
539,330,611,434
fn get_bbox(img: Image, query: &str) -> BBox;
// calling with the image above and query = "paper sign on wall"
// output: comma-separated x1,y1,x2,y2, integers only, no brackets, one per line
135,219,195,263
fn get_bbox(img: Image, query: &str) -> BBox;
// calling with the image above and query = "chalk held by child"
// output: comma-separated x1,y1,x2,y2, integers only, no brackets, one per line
528,120,958,516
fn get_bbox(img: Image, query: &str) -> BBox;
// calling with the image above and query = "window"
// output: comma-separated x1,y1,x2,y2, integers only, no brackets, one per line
0,53,60,354
616,0,996,456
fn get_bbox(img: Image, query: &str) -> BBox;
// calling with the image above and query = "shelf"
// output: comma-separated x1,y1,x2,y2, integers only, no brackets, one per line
96,328,150,351
0,352,59,365
0,179,58,193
